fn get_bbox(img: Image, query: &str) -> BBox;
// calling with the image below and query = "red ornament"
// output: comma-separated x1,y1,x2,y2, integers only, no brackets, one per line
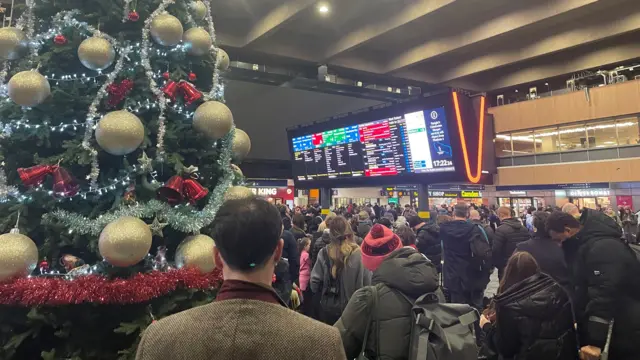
18,164,58,186
106,79,134,108
0,268,222,306
183,178,209,204
38,258,50,275
179,81,202,105
52,166,79,197
157,175,184,205
53,34,67,45
188,72,197,81
162,80,178,101
163,71,170,80
128,10,140,22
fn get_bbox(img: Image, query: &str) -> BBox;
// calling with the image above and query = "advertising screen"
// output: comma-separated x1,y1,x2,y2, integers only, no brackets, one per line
291,106,455,181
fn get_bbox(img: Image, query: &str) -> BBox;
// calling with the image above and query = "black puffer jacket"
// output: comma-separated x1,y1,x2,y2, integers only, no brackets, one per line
484,273,578,360
335,247,439,360
440,220,490,292
493,218,531,276
414,223,442,273
310,230,331,267
563,210,640,359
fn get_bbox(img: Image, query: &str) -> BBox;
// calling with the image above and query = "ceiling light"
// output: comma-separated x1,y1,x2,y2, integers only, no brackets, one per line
317,3,330,14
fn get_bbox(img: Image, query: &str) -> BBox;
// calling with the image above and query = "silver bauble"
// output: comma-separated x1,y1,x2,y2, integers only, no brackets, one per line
0,27,28,60
232,129,251,162
99,217,153,267
183,27,212,56
190,1,207,20
224,186,254,202
95,110,145,156
193,101,233,140
175,234,216,273
8,70,51,107
78,37,116,71
0,233,38,282
216,48,230,71
150,14,184,46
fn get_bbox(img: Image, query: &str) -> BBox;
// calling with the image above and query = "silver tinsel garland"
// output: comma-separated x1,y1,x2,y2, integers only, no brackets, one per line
201,0,222,101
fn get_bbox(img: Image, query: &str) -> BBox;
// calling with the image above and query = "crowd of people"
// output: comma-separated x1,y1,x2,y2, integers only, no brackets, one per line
136,197,640,360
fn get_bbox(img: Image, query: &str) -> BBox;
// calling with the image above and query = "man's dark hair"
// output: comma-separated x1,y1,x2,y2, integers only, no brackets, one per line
395,226,416,247
210,197,282,271
292,213,306,229
407,215,423,228
378,217,393,229
453,203,469,218
532,211,550,234
546,211,580,233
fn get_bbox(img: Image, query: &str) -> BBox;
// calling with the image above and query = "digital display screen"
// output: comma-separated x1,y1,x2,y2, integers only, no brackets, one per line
291,106,455,181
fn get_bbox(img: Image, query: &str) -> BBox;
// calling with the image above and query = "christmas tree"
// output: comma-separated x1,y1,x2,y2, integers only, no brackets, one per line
0,0,254,358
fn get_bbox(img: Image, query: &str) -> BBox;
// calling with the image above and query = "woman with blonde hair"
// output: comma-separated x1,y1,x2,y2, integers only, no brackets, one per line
311,216,371,324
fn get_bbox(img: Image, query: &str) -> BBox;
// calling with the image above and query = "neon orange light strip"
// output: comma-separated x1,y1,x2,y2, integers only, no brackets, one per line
452,91,485,184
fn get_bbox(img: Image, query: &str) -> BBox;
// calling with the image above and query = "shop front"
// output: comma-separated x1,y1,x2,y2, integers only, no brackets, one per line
246,179,295,208
561,188,611,210
491,183,612,214
497,191,547,217
427,184,486,210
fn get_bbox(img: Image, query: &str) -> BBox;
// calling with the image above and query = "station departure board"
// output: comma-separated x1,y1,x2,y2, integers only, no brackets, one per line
291,106,455,181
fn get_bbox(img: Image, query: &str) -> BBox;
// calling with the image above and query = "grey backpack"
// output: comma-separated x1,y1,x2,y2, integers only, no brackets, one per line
399,292,479,360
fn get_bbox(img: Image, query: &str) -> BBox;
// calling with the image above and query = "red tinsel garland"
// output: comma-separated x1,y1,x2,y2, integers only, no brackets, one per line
0,268,222,306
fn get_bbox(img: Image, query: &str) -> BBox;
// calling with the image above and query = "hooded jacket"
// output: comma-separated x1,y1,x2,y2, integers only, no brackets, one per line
562,210,640,359
493,218,531,275
484,273,578,360
414,223,442,273
334,248,439,360
440,220,490,292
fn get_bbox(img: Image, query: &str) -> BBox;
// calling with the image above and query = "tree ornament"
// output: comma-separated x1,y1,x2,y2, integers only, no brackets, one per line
162,80,178,101
232,129,252,162
183,177,208,204
149,216,168,238
153,245,169,271
18,164,58,186
175,234,216,273
150,13,184,46
106,78,134,107
0,27,28,60
39,257,50,275
98,217,152,267
188,72,197,81
78,36,116,71
137,151,153,173
52,166,79,197
123,189,137,205
157,175,184,205
0,232,38,281
189,1,207,20
193,101,233,140
216,48,230,71
178,80,202,105
231,164,243,179
95,110,145,156
183,27,211,56
8,70,51,107
224,186,254,202
53,34,67,45
163,71,170,80
128,10,140,22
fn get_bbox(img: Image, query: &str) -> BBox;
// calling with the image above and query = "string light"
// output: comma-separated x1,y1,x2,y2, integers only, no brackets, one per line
1,118,86,136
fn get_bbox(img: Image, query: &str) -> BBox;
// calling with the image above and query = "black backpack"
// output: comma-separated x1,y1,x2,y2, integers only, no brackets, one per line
469,224,492,273
319,247,345,324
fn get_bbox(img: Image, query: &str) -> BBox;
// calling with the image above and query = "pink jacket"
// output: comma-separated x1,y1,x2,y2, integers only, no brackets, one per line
299,250,311,291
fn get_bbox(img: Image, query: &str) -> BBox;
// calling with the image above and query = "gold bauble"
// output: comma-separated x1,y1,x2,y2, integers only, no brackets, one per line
189,1,207,21
77,37,116,71
232,129,251,162
98,217,152,267
231,164,243,178
8,70,51,107
216,48,230,71
224,186,254,202
193,101,233,140
0,27,28,60
183,27,212,56
95,110,145,156
175,234,216,273
0,233,38,282
150,13,184,46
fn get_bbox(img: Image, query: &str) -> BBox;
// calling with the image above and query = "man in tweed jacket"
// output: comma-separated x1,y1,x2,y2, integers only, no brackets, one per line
136,197,346,360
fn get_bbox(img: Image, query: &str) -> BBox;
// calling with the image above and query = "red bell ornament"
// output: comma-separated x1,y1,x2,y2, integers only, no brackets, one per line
162,80,179,101
128,10,140,22
183,178,209,204
157,176,184,205
18,164,57,186
52,166,79,197
179,81,202,105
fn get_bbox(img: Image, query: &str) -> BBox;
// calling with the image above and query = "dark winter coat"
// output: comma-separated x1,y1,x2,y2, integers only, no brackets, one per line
335,248,439,360
414,223,442,273
493,218,531,276
563,210,640,360
471,219,495,247
310,230,331,267
484,273,578,360
281,230,300,286
440,220,490,292
290,226,306,241
516,233,573,301
356,220,372,239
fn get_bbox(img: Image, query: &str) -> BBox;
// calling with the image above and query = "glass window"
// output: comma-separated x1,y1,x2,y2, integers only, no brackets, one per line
616,116,640,146
559,123,588,151
533,127,560,153
494,134,512,157
510,130,535,155
586,120,617,149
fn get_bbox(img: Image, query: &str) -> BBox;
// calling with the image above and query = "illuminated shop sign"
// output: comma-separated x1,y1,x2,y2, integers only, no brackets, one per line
566,189,610,197
429,190,482,198
460,190,481,198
